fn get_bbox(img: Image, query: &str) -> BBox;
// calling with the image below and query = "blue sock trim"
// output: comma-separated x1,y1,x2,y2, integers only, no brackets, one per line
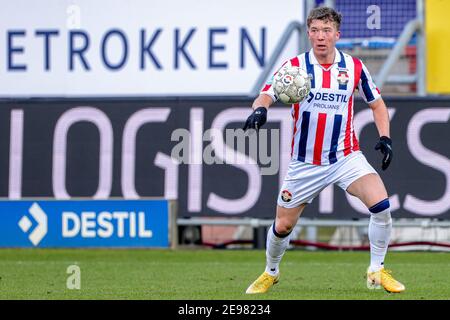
272,223,291,238
369,198,390,213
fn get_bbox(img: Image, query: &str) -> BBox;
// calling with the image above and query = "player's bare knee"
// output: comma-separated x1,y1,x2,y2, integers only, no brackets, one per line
274,219,295,235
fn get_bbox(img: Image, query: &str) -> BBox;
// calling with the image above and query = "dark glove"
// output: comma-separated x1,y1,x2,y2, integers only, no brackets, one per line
243,107,267,131
375,136,393,170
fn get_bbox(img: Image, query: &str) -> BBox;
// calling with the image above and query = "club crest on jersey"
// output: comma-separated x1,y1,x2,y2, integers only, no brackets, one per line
281,190,292,202
337,70,349,85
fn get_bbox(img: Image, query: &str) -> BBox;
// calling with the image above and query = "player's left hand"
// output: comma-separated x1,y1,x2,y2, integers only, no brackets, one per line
243,106,267,131
375,136,393,170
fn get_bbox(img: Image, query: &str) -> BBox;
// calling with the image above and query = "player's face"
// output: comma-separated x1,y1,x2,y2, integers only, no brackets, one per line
307,19,340,61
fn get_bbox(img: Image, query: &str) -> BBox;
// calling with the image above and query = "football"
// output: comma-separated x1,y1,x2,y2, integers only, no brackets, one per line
273,65,311,104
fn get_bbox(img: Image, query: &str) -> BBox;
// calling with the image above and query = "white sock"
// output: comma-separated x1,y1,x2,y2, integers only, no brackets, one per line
368,207,392,272
265,224,291,276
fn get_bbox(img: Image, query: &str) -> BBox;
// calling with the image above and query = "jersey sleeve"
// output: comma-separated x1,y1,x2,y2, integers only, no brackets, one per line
259,59,290,102
259,76,278,102
357,61,381,104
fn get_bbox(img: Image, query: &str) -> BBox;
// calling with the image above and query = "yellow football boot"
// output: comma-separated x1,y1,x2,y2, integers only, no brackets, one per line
367,267,405,293
245,272,280,294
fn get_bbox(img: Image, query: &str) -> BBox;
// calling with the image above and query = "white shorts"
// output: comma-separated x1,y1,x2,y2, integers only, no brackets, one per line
277,151,377,208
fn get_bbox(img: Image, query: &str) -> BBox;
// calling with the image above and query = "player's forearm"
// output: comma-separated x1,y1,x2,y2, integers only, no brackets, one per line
370,98,390,138
252,94,274,110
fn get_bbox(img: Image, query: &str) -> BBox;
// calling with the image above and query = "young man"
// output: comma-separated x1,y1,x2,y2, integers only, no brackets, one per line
243,7,405,294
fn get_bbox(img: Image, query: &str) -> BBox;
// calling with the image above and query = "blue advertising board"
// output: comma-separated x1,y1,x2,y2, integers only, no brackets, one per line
0,200,171,247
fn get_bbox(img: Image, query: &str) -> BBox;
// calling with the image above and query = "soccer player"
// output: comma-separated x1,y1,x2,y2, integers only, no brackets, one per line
244,7,405,294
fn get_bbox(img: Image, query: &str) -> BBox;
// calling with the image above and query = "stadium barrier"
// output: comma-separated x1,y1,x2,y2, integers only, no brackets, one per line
0,97,449,250
178,217,450,250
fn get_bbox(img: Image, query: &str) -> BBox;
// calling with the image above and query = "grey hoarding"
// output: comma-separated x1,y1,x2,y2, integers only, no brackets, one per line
0,98,449,219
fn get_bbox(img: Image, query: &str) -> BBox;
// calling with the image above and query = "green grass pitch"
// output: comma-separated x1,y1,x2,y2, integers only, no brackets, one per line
0,248,449,300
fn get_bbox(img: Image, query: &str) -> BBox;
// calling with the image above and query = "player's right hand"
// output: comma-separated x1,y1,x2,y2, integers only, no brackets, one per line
243,107,267,131
375,136,393,170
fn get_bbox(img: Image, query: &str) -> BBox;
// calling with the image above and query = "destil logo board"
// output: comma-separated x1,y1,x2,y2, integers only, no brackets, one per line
0,199,174,248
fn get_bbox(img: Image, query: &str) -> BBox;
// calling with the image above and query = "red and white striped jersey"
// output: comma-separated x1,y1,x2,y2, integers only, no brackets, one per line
262,48,381,165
